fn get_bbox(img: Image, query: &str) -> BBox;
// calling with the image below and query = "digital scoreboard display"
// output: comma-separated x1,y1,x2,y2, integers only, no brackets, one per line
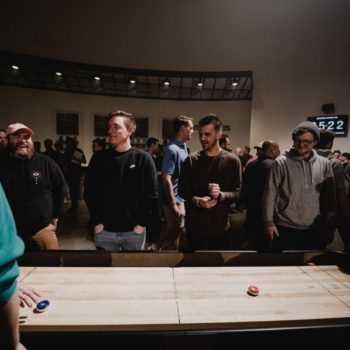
307,115,348,137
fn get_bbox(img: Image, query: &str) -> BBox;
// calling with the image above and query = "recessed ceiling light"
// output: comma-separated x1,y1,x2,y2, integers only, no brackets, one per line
197,82,203,87
11,65,19,70
94,76,101,81
231,82,238,86
164,81,170,86
55,72,62,76
130,79,136,84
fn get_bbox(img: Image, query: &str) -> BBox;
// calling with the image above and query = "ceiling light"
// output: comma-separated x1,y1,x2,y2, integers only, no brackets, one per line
55,72,62,76
197,81,203,87
231,82,238,86
130,79,136,84
11,65,19,70
164,81,170,86
94,76,101,81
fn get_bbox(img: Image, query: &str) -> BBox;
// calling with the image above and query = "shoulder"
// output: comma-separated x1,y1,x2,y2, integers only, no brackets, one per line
165,142,181,154
131,147,154,163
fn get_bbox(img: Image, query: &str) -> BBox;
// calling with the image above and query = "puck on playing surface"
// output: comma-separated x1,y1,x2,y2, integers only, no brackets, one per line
247,285,259,296
35,300,50,313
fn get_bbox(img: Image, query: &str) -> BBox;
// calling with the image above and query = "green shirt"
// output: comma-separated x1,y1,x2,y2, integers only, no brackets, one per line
0,183,24,303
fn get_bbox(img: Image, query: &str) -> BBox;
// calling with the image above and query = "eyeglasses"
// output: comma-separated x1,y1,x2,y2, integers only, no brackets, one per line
294,139,314,145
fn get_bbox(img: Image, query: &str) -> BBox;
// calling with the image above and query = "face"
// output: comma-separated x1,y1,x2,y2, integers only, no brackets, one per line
270,144,280,159
108,116,133,147
150,142,160,154
182,120,194,141
293,131,317,157
0,131,7,149
8,131,34,160
221,138,230,150
92,143,103,153
199,123,221,152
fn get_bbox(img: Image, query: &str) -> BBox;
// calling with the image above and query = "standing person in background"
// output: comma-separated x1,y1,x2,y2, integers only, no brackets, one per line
145,137,162,246
0,128,8,150
33,141,42,153
43,138,64,168
262,121,336,250
316,129,344,245
179,114,241,251
0,123,67,251
338,164,350,253
242,140,280,251
219,134,232,152
84,110,158,251
91,137,106,154
154,115,194,250
0,183,26,350
63,137,86,211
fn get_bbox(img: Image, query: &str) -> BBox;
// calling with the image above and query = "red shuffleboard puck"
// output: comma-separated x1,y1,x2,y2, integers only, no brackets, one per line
247,285,259,296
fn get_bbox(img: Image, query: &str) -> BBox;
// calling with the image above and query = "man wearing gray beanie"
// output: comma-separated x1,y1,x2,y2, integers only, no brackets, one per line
292,121,320,142
262,121,336,250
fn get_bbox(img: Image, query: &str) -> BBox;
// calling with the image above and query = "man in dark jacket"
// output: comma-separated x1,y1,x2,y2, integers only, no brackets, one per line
0,123,67,250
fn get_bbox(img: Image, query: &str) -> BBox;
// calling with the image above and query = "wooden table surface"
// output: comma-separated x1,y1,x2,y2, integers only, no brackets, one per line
19,265,350,332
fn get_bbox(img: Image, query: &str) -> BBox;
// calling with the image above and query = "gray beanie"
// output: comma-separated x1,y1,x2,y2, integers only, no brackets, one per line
292,121,320,141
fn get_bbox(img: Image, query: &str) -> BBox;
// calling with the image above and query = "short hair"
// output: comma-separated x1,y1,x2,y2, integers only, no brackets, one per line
342,152,350,161
92,137,105,147
198,114,222,131
219,134,229,147
109,110,136,132
0,128,6,133
316,129,335,149
146,137,159,148
173,115,193,134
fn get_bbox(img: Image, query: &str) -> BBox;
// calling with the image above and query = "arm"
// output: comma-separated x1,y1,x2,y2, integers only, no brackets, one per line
338,164,350,218
83,153,105,230
49,159,68,219
262,161,280,239
162,173,180,216
217,155,242,204
0,288,26,350
135,153,158,232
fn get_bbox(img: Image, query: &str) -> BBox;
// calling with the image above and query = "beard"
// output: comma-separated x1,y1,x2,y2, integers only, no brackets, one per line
201,139,217,152
9,143,35,160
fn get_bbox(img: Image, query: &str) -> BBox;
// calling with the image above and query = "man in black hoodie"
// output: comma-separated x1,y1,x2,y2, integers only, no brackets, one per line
0,123,67,250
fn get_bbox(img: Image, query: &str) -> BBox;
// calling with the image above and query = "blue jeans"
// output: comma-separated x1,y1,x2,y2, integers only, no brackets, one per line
94,229,146,251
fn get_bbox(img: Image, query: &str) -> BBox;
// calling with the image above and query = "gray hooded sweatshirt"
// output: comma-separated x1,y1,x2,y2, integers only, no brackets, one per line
262,149,336,229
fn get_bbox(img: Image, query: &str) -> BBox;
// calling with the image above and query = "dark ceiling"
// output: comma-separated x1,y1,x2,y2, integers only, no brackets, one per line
0,51,253,101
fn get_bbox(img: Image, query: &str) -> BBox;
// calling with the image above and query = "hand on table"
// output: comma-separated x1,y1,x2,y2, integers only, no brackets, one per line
18,283,41,308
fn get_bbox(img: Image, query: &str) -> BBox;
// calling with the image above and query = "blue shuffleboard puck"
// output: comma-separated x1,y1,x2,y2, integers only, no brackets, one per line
35,300,50,313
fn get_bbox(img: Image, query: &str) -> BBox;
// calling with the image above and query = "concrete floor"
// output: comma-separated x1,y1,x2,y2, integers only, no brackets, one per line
57,199,345,252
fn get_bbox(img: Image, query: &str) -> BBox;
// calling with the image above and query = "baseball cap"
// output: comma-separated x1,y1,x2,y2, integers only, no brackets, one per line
253,141,264,149
6,123,34,136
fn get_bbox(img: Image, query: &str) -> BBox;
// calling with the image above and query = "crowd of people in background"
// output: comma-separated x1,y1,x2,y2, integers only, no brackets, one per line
1,115,350,255
2,113,350,348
